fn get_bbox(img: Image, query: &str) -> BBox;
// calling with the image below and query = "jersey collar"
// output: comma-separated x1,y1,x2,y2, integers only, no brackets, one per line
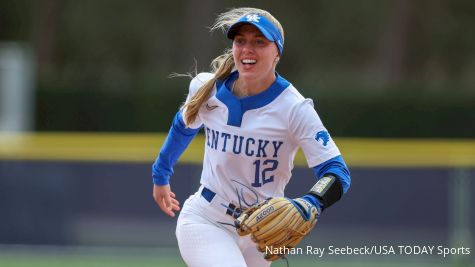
215,71,290,127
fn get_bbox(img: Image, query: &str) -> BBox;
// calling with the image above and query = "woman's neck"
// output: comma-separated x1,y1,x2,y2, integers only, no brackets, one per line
233,73,276,97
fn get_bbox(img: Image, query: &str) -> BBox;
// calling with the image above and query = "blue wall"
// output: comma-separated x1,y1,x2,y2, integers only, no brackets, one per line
0,160,473,248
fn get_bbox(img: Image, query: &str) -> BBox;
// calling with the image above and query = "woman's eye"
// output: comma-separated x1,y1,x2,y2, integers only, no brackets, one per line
255,39,267,45
234,39,245,45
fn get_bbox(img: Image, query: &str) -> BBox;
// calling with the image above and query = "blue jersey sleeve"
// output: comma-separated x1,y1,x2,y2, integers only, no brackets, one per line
152,111,202,185
302,155,351,210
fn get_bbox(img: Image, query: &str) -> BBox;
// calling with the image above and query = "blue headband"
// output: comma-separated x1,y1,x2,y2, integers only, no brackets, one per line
227,13,284,55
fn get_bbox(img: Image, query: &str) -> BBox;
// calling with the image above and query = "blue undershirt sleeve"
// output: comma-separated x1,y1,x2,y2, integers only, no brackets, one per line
302,155,351,211
152,111,202,185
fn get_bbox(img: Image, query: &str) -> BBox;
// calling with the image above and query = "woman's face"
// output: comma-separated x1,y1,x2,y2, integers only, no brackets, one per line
232,24,279,82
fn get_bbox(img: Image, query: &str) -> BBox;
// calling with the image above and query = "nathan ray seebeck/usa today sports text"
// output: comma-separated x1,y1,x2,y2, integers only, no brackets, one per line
264,245,471,258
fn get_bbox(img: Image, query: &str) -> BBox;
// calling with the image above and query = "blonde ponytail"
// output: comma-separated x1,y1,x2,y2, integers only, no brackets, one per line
182,7,284,127
182,50,234,126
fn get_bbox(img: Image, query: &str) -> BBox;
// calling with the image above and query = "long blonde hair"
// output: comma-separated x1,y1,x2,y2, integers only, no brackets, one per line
182,7,284,127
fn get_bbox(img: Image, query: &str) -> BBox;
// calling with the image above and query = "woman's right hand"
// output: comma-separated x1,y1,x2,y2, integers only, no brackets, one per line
153,184,180,217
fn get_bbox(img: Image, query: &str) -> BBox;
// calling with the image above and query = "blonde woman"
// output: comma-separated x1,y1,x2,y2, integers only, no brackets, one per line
152,7,351,267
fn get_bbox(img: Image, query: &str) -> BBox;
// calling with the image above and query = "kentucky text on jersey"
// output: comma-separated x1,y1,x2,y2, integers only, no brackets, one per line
205,127,284,158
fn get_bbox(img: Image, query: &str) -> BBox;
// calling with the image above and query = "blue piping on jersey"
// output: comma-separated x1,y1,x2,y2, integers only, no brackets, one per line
152,111,201,185
215,71,290,127
303,155,351,210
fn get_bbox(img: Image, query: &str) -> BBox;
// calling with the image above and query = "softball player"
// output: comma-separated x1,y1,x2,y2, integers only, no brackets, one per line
152,7,351,267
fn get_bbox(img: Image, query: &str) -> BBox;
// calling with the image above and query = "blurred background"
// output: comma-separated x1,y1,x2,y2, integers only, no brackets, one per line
0,0,474,266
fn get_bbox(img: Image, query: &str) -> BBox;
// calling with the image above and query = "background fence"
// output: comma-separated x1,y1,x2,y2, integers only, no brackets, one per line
0,133,473,266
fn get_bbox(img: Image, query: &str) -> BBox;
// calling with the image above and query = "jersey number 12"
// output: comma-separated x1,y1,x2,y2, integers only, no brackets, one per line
251,159,278,187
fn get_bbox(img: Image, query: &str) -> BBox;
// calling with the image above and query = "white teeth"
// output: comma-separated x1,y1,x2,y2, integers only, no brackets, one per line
242,59,256,64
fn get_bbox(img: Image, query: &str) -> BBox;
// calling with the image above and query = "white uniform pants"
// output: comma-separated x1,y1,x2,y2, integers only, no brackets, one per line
176,186,271,267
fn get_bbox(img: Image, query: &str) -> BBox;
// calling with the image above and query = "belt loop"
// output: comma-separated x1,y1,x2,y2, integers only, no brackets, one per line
201,187,216,202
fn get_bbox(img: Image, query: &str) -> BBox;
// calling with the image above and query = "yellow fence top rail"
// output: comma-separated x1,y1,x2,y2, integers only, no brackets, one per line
1,132,475,167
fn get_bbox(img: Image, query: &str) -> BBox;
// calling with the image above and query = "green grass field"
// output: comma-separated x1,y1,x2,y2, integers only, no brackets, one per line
0,246,471,267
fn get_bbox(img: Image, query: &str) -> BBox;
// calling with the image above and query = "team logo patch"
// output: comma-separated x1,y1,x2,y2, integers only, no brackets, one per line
315,131,330,146
246,14,260,23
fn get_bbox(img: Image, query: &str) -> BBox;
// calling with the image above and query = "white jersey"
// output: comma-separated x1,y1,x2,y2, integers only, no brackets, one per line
183,71,340,205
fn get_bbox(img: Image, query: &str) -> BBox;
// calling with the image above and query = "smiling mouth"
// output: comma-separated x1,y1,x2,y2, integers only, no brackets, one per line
241,59,257,65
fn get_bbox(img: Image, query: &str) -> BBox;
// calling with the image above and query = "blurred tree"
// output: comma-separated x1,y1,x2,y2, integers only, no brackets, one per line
0,0,33,40
34,0,62,74
373,0,414,86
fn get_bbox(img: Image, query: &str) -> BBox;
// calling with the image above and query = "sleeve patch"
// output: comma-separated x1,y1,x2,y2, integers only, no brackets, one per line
315,130,330,146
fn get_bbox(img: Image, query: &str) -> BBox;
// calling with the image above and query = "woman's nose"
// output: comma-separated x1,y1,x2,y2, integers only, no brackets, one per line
242,42,255,53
